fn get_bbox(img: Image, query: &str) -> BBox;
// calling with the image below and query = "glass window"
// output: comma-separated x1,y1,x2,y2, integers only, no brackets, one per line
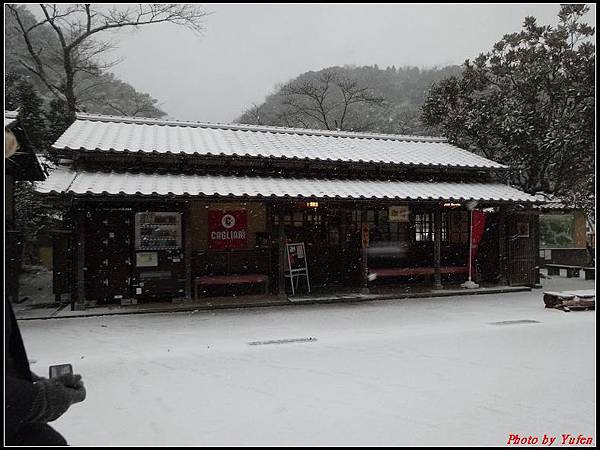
448,211,469,244
414,212,449,242
415,213,432,242
293,212,303,227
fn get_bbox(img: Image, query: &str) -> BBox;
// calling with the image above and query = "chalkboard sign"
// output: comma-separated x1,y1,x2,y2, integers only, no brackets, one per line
284,242,310,295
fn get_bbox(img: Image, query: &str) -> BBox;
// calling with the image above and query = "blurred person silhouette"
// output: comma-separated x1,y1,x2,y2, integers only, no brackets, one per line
5,127,86,446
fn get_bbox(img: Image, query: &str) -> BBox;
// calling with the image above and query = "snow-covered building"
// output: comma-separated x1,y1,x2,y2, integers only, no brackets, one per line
37,113,542,308
533,193,594,268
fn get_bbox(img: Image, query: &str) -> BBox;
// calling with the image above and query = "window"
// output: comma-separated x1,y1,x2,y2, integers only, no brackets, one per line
355,208,407,242
441,212,448,242
414,212,449,242
448,211,469,244
414,213,433,241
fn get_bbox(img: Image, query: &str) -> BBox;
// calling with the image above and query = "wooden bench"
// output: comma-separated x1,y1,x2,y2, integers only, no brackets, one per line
543,289,595,311
368,266,469,279
195,274,269,299
546,264,582,278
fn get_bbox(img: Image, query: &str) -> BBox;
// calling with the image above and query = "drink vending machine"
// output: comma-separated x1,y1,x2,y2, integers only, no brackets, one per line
132,212,186,300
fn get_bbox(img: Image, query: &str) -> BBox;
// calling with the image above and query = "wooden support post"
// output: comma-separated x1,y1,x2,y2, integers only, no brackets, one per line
532,213,541,287
361,208,369,294
497,206,508,285
184,203,192,300
433,206,443,289
277,208,286,298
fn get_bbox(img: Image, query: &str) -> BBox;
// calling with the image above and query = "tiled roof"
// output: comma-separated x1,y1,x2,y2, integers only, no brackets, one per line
52,113,507,170
532,193,574,210
5,110,18,129
37,167,537,202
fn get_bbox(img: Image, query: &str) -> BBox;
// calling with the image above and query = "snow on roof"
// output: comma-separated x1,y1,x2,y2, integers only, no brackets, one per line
532,193,577,210
37,167,537,202
5,110,18,129
52,113,507,170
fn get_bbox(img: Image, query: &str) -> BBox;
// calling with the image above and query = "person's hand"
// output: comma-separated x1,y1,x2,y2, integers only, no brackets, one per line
56,373,86,404
56,373,85,391
30,375,86,422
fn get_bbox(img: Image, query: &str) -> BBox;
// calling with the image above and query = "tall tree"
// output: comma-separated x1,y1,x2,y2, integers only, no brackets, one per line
5,75,66,263
422,4,595,211
6,3,209,120
237,65,462,136
5,74,48,151
277,69,384,131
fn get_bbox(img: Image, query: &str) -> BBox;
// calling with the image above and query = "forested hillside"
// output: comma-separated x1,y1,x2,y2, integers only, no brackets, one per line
236,64,462,136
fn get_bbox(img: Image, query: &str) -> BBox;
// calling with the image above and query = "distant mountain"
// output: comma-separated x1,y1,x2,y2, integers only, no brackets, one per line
236,64,462,136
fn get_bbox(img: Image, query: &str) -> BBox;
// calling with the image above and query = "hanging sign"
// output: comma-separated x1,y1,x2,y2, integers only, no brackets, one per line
389,205,410,222
208,210,248,249
362,223,370,248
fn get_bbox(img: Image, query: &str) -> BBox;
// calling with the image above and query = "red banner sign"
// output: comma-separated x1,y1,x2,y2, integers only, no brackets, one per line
208,210,248,249
470,210,487,278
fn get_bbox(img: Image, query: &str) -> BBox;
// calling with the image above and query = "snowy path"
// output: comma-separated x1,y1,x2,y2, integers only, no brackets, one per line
19,277,595,445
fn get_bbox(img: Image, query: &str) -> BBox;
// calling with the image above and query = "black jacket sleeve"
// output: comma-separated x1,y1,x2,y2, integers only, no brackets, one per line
5,375,40,429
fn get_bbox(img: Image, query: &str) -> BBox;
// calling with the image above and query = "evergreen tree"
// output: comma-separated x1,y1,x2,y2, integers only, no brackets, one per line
422,5,595,211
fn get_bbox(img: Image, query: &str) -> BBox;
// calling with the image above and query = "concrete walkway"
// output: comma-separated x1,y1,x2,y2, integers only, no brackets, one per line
14,284,531,320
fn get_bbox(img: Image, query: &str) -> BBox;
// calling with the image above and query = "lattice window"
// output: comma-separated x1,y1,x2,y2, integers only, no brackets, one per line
415,213,433,241
414,212,449,242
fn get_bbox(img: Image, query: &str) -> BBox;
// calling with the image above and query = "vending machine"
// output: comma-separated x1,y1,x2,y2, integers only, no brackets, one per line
132,211,186,300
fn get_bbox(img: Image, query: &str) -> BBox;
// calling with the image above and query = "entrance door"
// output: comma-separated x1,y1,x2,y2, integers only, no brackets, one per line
84,209,133,303
282,208,345,289
508,212,539,286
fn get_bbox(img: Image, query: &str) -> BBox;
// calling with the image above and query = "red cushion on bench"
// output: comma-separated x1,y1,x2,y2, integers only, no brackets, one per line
196,274,268,285
369,267,468,277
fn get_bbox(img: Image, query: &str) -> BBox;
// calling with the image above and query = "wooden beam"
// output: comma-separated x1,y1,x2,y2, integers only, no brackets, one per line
532,213,541,287
497,206,508,285
277,208,286,298
433,206,443,289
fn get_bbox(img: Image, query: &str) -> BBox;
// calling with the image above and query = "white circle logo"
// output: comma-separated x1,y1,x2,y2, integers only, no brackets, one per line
222,214,236,229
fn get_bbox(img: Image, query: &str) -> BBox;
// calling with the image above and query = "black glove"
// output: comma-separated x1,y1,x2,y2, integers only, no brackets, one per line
57,373,86,392
29,374,86,423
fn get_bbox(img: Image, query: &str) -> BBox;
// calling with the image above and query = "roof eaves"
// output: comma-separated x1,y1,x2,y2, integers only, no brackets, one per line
51,146,507,170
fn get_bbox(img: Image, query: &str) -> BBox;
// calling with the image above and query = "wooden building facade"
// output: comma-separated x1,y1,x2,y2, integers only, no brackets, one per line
37,114,541,308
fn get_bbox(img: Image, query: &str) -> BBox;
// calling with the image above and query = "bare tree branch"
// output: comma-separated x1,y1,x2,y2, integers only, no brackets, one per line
7,3,211,117
279,69,384,131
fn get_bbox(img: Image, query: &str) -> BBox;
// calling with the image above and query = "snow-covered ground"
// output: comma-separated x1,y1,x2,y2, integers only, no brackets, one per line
19,276,595,446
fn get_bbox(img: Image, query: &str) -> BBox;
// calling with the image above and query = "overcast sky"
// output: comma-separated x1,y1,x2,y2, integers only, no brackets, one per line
100,3,596,123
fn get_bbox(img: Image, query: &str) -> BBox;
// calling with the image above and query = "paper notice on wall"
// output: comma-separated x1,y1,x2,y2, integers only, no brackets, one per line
389,205,410,222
